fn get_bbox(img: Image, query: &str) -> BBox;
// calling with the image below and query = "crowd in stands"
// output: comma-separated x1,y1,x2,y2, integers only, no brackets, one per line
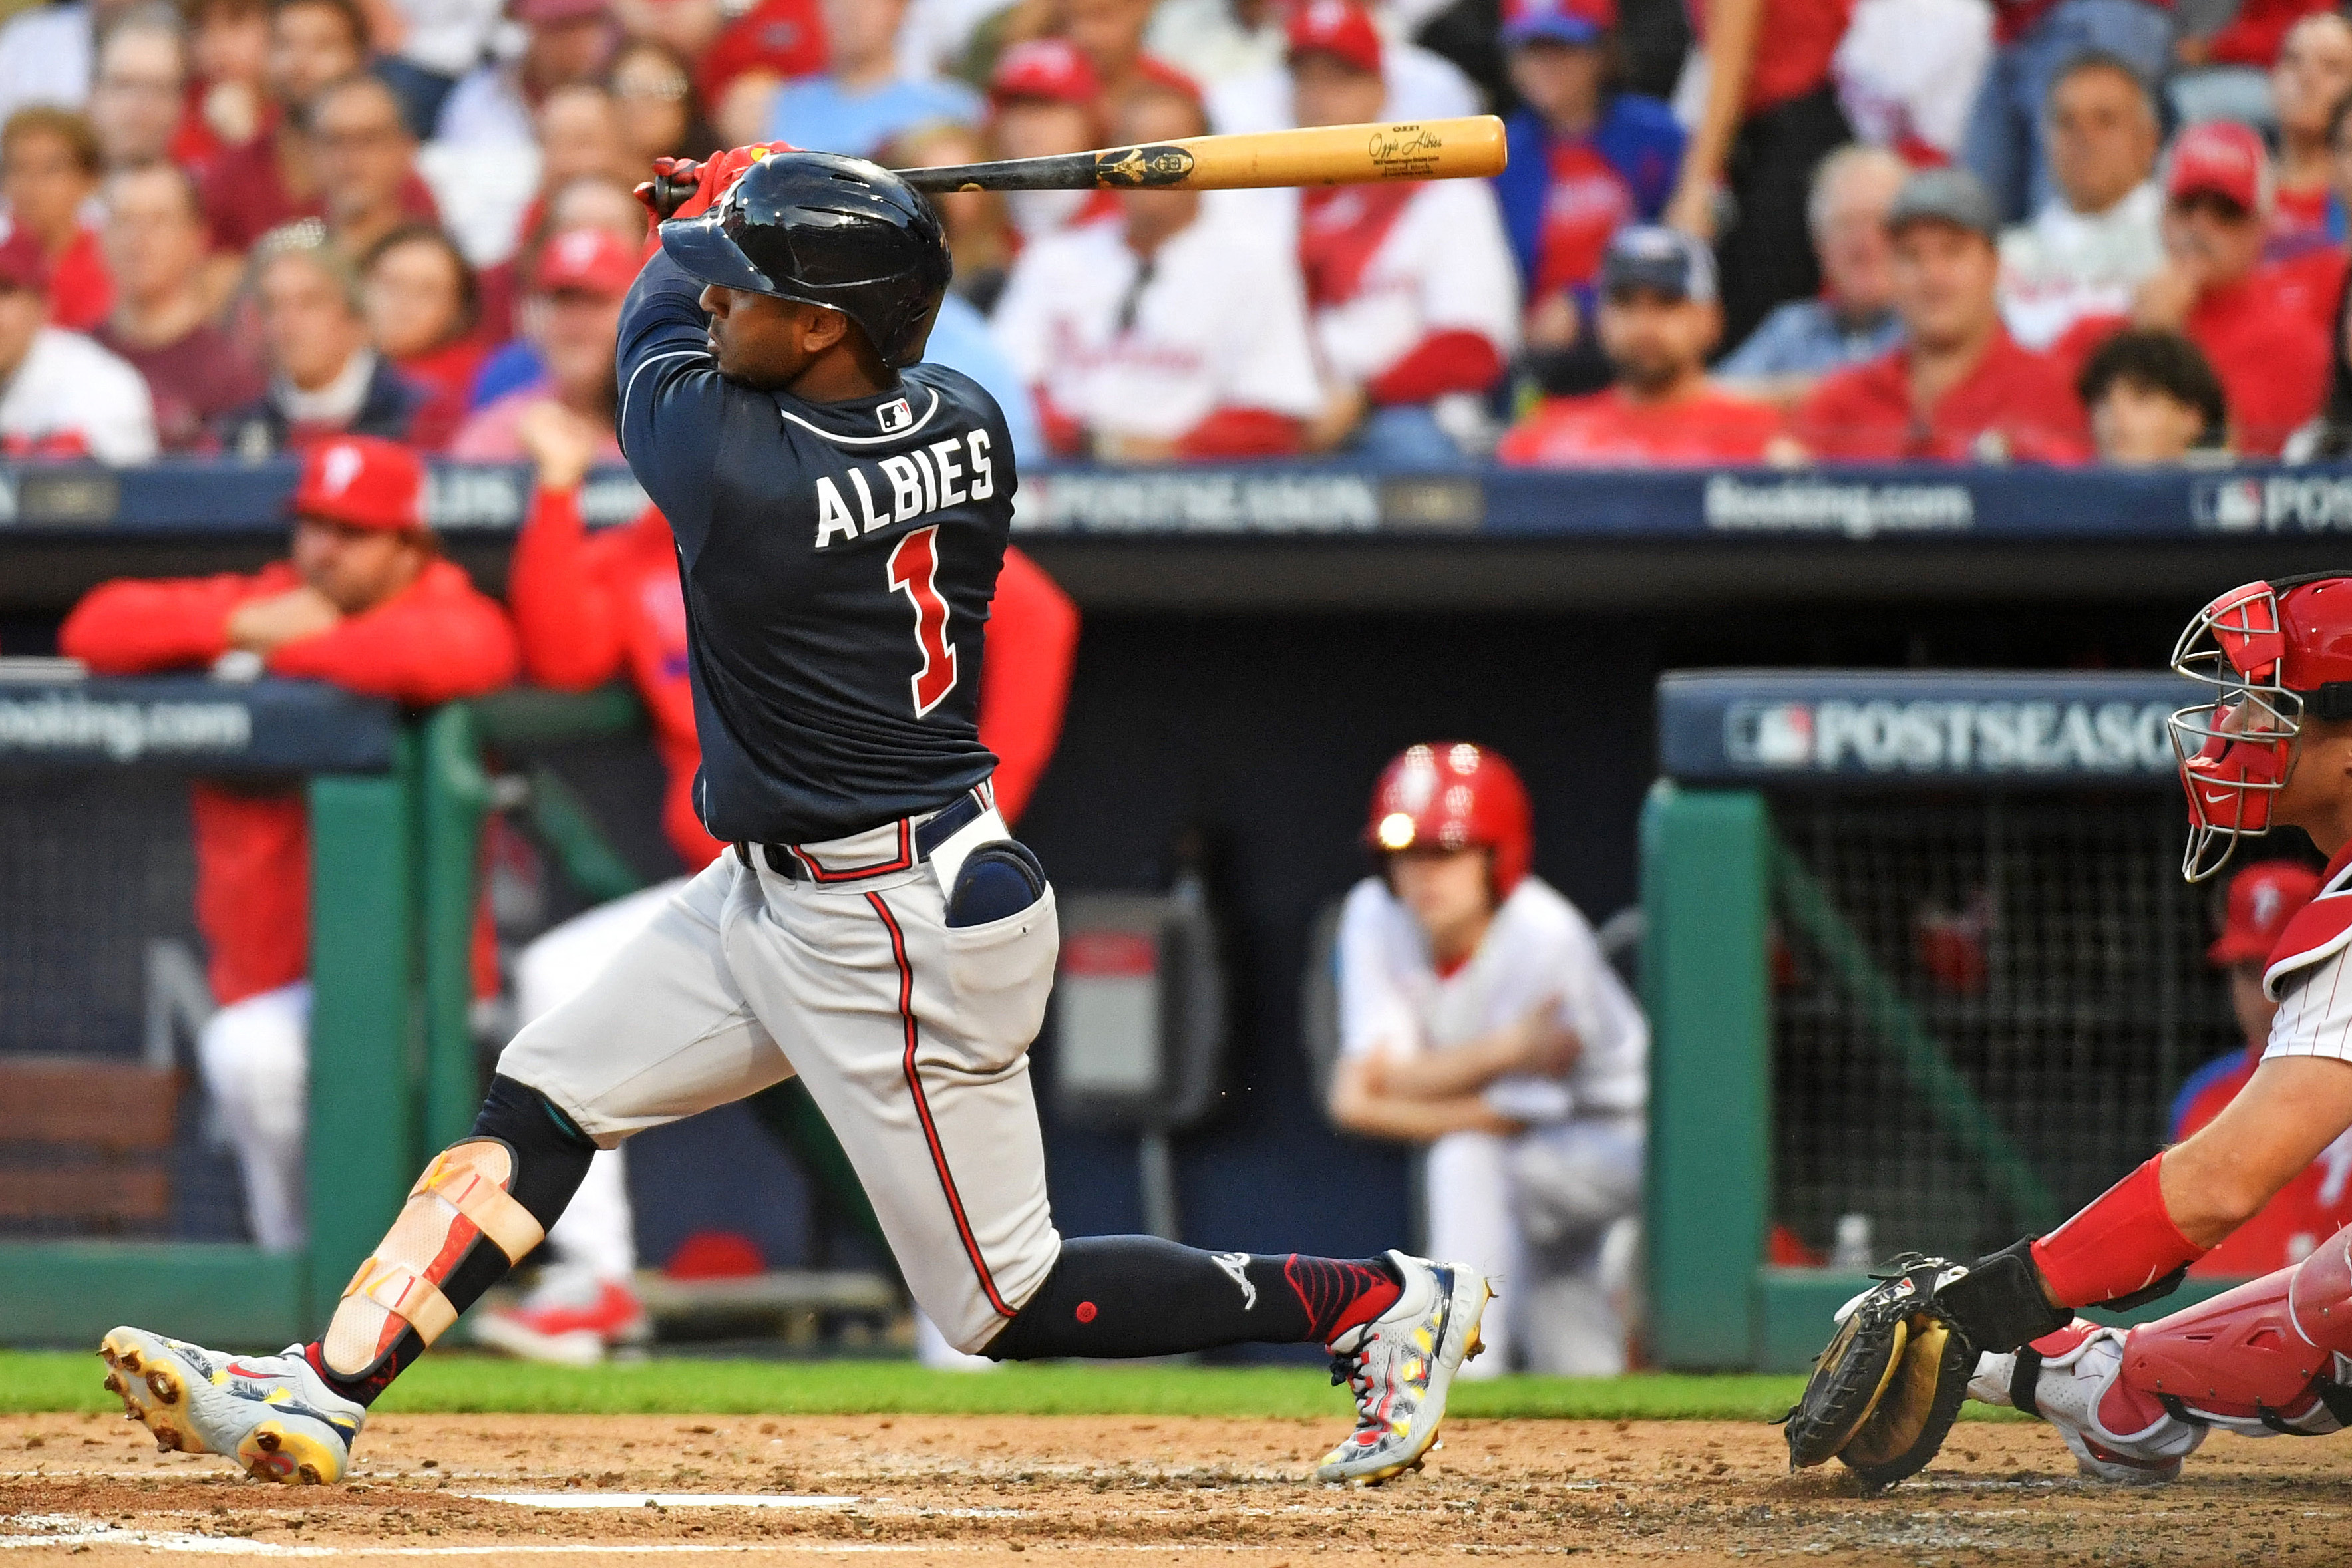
5,0,2352,469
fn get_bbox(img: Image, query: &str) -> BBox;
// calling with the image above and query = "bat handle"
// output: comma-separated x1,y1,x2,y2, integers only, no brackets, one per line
643,161,704,222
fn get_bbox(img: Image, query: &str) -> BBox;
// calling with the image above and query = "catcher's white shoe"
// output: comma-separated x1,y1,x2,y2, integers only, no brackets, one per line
1968,1322,2204,1485
1315,1250,1491,1486
100,1327,364,1485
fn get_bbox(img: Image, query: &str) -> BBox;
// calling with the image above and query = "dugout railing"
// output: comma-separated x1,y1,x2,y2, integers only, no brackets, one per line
0,669,492,1344
1641,670,2260,1372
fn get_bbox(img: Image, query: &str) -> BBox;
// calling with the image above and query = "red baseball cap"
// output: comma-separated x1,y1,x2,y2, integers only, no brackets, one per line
2209,860,2323,966
0,228,49,293
2166,121,2269,213
1502,0,1616,46
990,39,1102,106
290,436,426,532
534,226,640,297
1288,0,1383,74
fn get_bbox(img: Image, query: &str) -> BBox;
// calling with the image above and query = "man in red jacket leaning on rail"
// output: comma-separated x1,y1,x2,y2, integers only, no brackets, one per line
59,436,520,1252
469,400,1081,1366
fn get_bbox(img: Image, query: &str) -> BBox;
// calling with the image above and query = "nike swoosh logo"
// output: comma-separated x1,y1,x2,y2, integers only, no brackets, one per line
225,1360,279,1380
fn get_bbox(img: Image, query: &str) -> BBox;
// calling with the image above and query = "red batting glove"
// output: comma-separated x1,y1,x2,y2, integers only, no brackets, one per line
635,143,799,223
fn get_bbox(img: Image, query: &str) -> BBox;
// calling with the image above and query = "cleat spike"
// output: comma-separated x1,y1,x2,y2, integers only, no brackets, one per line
297,1464,323,1484
118,1351,141,1373
253,1429,281,1452
104,1373,124,1396
146,1369,178,1403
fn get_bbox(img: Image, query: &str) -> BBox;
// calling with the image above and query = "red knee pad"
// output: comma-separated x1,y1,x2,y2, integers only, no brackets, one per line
2121,1226,2352,1418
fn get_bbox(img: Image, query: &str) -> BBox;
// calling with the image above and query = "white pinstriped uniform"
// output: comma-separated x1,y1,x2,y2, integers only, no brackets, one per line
2263,858,2352,1063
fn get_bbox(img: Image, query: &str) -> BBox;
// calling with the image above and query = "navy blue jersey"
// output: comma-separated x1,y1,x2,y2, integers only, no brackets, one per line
616,249,1013,845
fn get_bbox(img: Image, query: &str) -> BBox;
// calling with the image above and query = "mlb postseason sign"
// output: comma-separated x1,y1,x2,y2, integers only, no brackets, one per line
1658,671,2204,788
0,672,398,773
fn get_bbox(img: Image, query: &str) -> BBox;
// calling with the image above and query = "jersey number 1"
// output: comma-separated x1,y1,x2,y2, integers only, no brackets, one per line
887,524,958,718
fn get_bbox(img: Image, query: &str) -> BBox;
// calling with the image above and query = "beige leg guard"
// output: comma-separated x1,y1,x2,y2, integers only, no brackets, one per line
322,1141,546,1378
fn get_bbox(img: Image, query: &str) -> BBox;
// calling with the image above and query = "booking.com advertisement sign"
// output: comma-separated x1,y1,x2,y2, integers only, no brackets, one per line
1657,671,2206,787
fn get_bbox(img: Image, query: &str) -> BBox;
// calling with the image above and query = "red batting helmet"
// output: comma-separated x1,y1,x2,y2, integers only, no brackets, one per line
2170,572,2352,881
1365,742,1534,895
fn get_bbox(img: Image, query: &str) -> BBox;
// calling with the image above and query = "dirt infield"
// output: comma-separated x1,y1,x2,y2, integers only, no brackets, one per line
3,1410,2349,1564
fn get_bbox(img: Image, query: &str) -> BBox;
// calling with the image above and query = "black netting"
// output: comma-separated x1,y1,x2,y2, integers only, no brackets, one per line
1769,792,2238,1265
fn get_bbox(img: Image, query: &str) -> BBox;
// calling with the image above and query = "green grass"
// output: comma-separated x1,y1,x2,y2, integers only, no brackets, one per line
0,1351,1810,1422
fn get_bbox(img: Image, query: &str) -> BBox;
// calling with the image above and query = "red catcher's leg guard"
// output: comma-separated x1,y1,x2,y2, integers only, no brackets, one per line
2030,1154,2206,1309
2120,1225,2352,1420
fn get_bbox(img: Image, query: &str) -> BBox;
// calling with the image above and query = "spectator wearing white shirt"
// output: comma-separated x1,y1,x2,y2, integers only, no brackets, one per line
0,0,141,124
379,0,504,136
434,0,614,150
1287,1,1517,465
1997,49,2163,350
0,226,156,462
991,85,1323,462
1201,0,1478,136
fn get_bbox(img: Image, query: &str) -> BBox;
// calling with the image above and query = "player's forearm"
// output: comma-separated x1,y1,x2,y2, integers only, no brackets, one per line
59,577,240,672
1371,1033,1524,1100
267,603,520,705
1332,1087,1519,1143
1679,0,1764,194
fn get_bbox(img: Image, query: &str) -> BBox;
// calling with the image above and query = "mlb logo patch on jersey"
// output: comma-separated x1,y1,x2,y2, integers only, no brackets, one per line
877,398,914,433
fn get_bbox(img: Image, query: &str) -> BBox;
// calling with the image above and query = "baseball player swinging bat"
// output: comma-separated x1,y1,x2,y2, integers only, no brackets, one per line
642,114,1507,219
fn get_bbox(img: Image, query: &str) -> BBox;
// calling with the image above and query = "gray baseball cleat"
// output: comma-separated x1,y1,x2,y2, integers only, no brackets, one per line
101,1326,364,1484
1315,1250,1491,1485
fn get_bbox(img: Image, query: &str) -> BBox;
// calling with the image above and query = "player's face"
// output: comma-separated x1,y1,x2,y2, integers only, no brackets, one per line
1289,53,1384,131
1388,846,1496,951
699,284,840,389
291,516,424,614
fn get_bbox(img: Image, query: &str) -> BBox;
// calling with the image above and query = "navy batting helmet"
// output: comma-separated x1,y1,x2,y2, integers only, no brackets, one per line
661,150,952,369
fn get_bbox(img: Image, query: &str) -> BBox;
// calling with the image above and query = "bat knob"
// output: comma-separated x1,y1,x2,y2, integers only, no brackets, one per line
643,160,704,221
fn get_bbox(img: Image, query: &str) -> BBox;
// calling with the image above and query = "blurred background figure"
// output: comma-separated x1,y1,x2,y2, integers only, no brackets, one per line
0,226,154,460
57,436,516,1251
1202,0,1478,136
1830,0,1991,166
436,0,615,149
222,222,421,455
97,164,263,452
1717,144,1904,407
311,73,432,257
1498,225,1780,466
89,5,194,175
1327,742,1647,1376
379,0,507,136
536,82,635,193
198,0,387,253
468,172,643,396
607,39,719,169
986,39,1113,249
450,224,629,460
1064,0,1200,118
761,0,979,158
3,107,111,331
2076,325,2228,462
1289,0,1516,466
0,0,140,124
1666,0,1858,351
991,85,1323,462
2170,860,2352,1279
1794,167,2089,462
1996,50,2163,351
1492,0,1683,400
361,223,484,450
888,121,1015,313
1963,0,2174,226
181,0,274,168
2055,121,2328,458
2260,10,2352,259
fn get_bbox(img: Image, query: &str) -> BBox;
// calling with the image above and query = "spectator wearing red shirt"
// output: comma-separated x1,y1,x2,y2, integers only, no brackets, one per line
178,0,272,172
220,222,423,456
1961,0,2175,226
1663,0,1858,349
2057,122,2331,456
95,164,263,452
3,108,110,333
449,225,629,462
1497,226,1782,466
360,224,483,452
88,9,190,174
474,404,1081,1362
2170,860,2352,1279
988,40,1117,249
1288,1,1518,464
1794,167,2091,462
57,436,519,1250
2261,11,2352,261
199,0,438,253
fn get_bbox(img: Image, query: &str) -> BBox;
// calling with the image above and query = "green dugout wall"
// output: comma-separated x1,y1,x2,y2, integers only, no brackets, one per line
1642,671,2258,1371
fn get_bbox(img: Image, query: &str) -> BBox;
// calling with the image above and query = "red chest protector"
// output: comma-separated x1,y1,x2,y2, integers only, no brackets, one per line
2263,846,2352,1000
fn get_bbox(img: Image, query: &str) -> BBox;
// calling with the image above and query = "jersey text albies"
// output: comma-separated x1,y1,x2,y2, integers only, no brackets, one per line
616,249,1014,844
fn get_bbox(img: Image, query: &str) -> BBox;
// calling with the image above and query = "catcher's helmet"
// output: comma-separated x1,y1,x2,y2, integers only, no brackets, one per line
661,150,952,369
2171,572,2352,881
1365,742,1534,896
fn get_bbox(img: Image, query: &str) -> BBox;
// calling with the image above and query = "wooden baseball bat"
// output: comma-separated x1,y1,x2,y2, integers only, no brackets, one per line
645,116,1506,217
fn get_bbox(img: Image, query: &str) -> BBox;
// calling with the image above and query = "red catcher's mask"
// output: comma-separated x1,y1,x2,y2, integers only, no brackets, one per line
2170,574,2352,882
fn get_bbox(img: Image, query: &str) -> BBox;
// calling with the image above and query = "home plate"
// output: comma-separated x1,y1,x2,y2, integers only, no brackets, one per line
466,1492,858,1509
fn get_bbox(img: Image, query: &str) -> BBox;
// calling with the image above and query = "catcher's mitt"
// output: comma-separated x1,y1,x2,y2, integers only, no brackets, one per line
1781,1255,1975,1491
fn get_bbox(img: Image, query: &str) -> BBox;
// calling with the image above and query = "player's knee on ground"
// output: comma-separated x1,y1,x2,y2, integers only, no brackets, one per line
197,985,311,1146
1510,1120,1644,1246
